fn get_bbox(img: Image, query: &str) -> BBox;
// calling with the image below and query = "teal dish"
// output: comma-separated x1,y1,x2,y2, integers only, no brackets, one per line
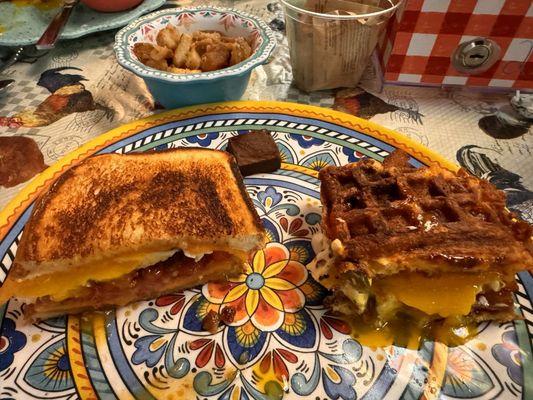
0,0,165,46
142,73,252,108
114,7,276,108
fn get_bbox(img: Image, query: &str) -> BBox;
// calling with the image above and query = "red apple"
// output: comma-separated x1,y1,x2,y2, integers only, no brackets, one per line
80,0,144,12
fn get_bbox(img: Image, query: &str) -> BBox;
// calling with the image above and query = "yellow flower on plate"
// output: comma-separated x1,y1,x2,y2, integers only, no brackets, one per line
203,242,308,331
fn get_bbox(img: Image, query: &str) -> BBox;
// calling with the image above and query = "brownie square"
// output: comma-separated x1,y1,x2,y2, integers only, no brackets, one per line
226,130,281,176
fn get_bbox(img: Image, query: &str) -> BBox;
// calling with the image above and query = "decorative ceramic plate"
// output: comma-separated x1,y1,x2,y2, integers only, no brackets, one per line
0,101,531,400
0,0,165,46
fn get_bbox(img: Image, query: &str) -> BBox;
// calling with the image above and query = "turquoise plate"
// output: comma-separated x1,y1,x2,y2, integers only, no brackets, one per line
0,0,165,46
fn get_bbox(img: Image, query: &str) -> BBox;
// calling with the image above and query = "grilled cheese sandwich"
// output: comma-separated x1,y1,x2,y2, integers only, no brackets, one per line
1,148,267,319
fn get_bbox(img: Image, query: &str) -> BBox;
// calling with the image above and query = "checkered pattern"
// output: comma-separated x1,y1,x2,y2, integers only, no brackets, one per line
285,86,335,107
0,79,49,114
378,0,533,89
0,79,49,135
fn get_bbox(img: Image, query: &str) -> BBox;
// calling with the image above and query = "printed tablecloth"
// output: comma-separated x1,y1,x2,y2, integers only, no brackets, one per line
0,0,531,217
0,2,533,400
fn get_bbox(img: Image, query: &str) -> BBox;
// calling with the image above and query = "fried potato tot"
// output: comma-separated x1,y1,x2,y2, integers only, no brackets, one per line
134,28,254,74
145,58,168,71
201,43,231,72
185,44,202,70
150,45,173,61
173,33,193,68
192,39,213,56
156,25,182,50
133,43,169,70
133,42,155,64
229,37,252,66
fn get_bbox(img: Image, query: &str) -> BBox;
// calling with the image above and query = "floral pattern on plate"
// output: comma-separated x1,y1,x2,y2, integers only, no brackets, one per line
0,104,530,399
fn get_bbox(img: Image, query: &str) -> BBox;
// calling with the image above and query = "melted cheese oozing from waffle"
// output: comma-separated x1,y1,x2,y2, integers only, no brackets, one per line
376,272,501,317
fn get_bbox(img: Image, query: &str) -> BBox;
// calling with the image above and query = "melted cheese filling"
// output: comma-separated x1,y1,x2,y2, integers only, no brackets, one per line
0,245,247,303
31,252,242,318
0,251,180,303
308,233,344,289
374,271,504,318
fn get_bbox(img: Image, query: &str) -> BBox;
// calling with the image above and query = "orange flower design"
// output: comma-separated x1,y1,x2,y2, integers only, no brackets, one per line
203,243,308,331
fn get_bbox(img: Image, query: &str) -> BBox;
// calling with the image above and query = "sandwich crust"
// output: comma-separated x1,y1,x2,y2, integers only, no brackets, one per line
12,148,265,280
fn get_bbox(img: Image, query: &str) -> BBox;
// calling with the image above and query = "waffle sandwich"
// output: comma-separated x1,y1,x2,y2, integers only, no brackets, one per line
311,150,533,337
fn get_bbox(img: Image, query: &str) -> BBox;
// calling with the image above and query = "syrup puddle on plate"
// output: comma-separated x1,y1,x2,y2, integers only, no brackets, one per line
348,315,478,350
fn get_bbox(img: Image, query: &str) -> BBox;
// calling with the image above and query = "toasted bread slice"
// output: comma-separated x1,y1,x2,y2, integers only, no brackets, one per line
13,148,264,277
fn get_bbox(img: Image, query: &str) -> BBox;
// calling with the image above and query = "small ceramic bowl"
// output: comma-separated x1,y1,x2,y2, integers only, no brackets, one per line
114,7,276,108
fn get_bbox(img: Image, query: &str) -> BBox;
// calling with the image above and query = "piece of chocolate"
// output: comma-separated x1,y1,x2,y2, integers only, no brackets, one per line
220,306,236,325
226,130,281,176
202,310,220,333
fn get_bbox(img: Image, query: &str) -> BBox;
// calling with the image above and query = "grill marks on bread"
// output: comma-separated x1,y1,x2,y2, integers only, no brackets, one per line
139,169,235,238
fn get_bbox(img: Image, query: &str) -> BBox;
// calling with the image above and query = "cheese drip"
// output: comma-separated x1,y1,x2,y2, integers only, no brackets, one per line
348,314,479,349
375,272,501,317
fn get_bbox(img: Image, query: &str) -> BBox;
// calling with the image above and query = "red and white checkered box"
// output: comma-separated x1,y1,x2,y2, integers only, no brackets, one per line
377,0,533,89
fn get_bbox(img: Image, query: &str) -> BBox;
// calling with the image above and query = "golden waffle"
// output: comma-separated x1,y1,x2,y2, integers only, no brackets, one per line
319,150,533,278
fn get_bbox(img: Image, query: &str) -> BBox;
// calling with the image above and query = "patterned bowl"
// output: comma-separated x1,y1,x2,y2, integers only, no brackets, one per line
114,7,276,108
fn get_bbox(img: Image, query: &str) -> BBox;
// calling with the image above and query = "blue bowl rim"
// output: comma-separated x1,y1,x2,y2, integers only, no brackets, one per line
114,6,277,83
